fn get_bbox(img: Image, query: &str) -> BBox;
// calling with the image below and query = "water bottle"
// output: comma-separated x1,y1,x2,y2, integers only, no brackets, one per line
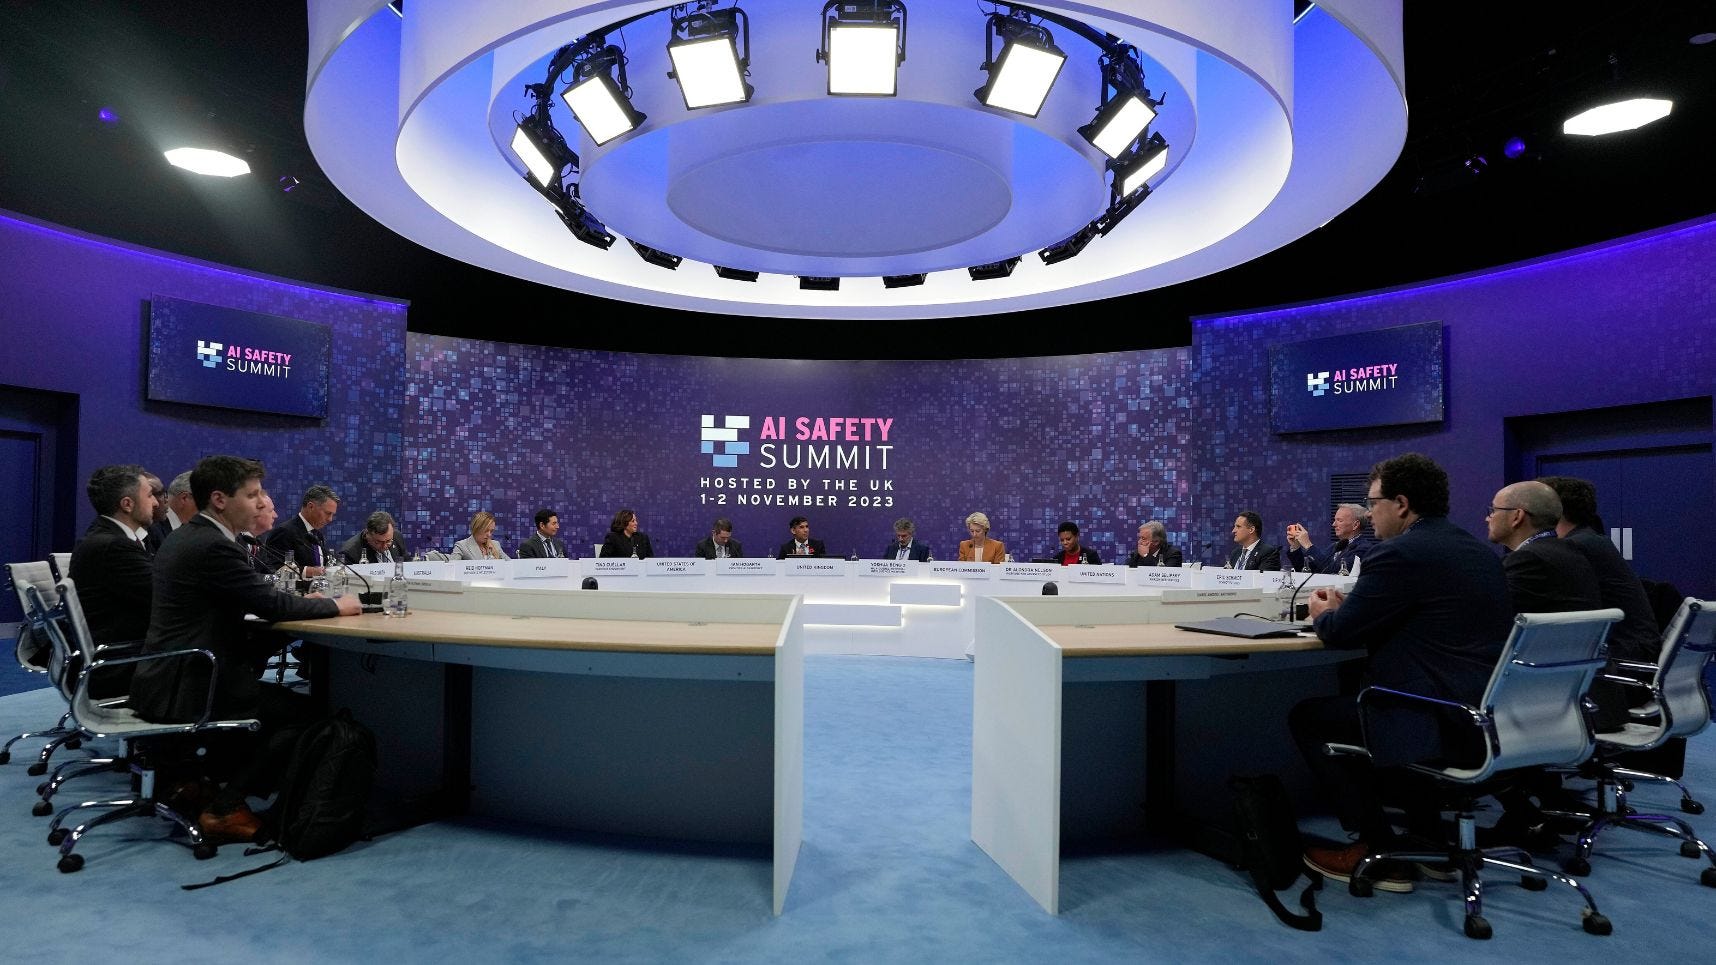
330,567,350,600
307,575,330,598
1348,554,1362,578
385,560,409,617
1276,561,1297,621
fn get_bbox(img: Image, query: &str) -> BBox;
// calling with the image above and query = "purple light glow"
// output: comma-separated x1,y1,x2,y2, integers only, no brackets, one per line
98,107,118,124
1504,136,1526,159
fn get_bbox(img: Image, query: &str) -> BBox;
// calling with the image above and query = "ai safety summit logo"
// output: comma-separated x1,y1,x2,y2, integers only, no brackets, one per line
197,340,224,368
1306,371,1330,397
700,414,751,468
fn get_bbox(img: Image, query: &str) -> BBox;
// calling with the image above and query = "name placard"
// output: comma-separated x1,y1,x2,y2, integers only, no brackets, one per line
924,561,994,581
406,578,464,594
1132,566,1191,589
998,563,1057,582
1196,569,1258,590
714,558,777,577
646,558,705,577
403,561,450,581
351,563,392,585
1159,588,1262,604
783,558,845,577
513,558,572,580
859,560,916,578
586,558,643,577
455,560,509,583
1065,564,1124,585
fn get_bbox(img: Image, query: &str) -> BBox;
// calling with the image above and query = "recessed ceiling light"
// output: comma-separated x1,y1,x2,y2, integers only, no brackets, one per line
164,148,250,177
1689,32,1716,46
1562,97,1673,136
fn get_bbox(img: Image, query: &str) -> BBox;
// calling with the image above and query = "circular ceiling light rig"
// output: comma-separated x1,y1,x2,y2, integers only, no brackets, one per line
305,0,1407,318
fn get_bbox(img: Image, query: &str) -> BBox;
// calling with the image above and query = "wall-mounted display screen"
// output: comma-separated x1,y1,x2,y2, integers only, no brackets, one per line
1268,321,1445,433
146,296,331,418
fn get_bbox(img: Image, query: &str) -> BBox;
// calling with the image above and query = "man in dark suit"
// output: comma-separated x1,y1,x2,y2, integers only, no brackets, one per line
67,464,157,695
140,471,169,555
264,484,340,577
1225,511,1281,570
1538,475,1660,665
777,516,827,558
880,518,933,561
1126,520,1183,567
341,510,409,564
1291,453,1514,888
1287,503,1376,575
1049,521,1101,565
515,508,568,559
238,491,288,575
145,470,196,554
1489,481,1603,615
129,456,358,843
694,518,744,559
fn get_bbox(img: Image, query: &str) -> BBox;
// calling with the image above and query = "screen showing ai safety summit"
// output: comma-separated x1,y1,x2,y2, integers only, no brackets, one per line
1268,321,1445,434
146,297,332,419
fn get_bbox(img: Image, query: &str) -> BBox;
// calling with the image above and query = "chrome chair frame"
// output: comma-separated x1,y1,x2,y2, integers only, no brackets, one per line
2,561,81,772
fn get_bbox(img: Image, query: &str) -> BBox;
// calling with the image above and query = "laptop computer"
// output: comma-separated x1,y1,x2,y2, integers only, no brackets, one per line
1174,617,1312,639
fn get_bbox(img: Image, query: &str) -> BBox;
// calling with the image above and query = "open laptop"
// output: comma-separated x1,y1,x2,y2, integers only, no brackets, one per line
1174,616,1312,639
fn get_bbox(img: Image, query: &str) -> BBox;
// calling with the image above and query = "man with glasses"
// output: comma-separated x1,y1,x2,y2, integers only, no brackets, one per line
1486,481,1602,618
340,510,408,564
1289,453,1513,891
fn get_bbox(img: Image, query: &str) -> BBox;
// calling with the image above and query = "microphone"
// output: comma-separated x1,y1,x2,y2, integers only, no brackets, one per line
1287,570,1316,624
330,556,376,604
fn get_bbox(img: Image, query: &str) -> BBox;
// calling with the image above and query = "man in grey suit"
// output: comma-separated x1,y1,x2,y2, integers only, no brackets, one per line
128,455,358,843
516,508,569,559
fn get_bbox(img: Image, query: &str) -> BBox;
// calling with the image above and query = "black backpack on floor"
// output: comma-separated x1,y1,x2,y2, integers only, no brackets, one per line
1230,774,1323,931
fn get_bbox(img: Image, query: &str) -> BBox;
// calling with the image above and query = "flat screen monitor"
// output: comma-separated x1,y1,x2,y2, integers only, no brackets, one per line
146,296,331,419
1268,321,1445,434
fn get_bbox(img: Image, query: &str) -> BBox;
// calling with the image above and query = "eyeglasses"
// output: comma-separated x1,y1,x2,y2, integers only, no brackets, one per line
1484,505,1522,517
1364,495,1396,508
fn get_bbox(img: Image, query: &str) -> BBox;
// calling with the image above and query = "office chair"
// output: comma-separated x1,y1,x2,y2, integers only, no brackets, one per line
1327,608,1623,939
29,580,260,872
1,561,83,771
1557,597,1716,885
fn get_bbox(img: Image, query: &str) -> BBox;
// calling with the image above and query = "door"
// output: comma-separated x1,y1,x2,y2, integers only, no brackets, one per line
0,431,43,626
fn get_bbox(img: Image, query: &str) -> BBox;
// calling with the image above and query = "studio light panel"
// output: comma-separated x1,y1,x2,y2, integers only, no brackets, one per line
982,41,1066,117
669,36,749,109
827,23,900,95
562,74,639,145
510,127,557,185
1086,95,1156,159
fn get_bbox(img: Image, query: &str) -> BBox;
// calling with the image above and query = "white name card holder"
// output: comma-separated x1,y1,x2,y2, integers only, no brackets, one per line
646,558,706,577
1065,564,1125,585
924,562,995,581
585,558,644,578
513,558,573,580
859,560,917,578
998,562,1057,582
1159,587,1262,604
714,558,778,577
406,578,464,594
455,560,510,585
352,563,392,586
403,561,451,581
783,558,846,577
1131,566,1192,589
1195,568,1258,591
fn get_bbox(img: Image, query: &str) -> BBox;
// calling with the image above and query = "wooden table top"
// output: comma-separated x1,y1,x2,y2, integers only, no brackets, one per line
1036,622,1326,658
273,610,782,656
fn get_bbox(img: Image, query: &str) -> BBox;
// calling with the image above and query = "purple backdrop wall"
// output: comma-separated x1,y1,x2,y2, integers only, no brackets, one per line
1186,215,1716,574
0,210,409,541
403,337,1194,564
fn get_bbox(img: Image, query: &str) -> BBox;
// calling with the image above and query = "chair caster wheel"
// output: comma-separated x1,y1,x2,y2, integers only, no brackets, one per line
26,762,46,776
0,750,11,765
57,853,84,874
192,842,218,861
64,738,81,750
1619,780,1635,793
1464,915,1492,940
1520,875,1549,891
1700,868,1716,888
1582,912,1612,936
1681,799,1705,815
1680,841,1702,859
47,828,66,847
1348,878,1374,898
35,782,47,796
1564,857,1591,877
31,799,52,817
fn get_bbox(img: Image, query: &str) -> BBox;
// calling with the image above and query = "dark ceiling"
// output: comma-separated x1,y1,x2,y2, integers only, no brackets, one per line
2,1,1713,359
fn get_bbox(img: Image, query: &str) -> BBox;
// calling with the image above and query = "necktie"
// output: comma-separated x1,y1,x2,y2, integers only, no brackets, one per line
1239,548,1251,570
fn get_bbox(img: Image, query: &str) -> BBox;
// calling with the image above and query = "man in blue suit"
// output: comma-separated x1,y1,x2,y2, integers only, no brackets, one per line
880,518,932,562
1286,503,1376,574
1290,453,1513,890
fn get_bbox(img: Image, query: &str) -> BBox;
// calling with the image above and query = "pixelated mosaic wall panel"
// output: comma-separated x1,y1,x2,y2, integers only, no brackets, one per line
402,337,1195,564
1187,217,1716,557
0,214,409,547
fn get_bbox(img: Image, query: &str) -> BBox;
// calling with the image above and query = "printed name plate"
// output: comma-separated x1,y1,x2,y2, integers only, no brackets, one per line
1195,568,1258,590
1131,566,1191,589
352,563,392,585
714,558,777,577
585,558,643,577
1159,587,1262,604
924,561,994,581
783,558,846,577
1065,564,1125,585
998,562,1057,582
646,558,705,577
402,561,451,581
455,560,510,583
513,558,573,579
859,560,916,578
405,578,464,594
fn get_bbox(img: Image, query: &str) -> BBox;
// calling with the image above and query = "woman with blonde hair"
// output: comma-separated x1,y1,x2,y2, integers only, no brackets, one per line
452,510,509,560
957,511,1006,563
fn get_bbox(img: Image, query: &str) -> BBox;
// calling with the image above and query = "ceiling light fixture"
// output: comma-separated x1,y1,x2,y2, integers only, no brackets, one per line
1038,221,1099,265
551,30,649,146
1077,44,1159,160
714,265,760,281
976,12,1066,117
164,147,251,178
668,3,754,109
817,0,908,96
881,273,926,288
630,240,684,269
968,257,1020,281
799,275,841,290
1112,132,1169,197
1562,97,1673,136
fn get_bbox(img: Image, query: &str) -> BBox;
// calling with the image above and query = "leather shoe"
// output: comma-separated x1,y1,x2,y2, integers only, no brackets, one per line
1304,841,1414,893
197,803,262,845
163,778,215,817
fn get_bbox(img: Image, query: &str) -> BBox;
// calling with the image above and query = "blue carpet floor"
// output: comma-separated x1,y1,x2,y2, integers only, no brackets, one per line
1,654,1712,963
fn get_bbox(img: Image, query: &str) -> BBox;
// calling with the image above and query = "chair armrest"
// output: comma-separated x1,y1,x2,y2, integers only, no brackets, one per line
1322,742,1370,759
1597,672,1654,690
93,638,144,657
1610,659,1658,675
79,648,223,727
1355,685,1497,779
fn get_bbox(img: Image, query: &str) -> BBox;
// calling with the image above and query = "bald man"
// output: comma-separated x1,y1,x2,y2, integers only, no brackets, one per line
1485,481,1603,617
